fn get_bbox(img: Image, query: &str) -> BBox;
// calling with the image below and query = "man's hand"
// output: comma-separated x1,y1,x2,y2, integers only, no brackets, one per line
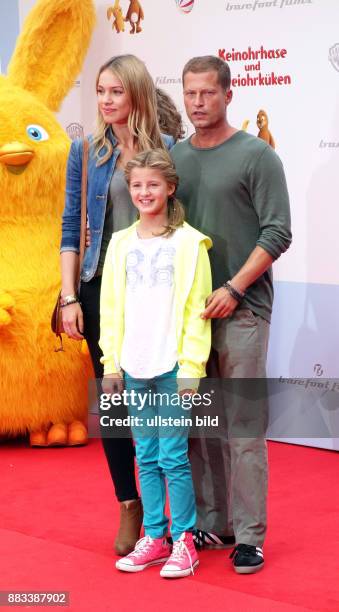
102,373,124,394
201,287,238,319
201,246,274,320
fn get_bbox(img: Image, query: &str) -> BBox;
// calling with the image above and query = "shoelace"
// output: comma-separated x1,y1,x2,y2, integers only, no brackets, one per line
128,535,154,558
170,539,195,575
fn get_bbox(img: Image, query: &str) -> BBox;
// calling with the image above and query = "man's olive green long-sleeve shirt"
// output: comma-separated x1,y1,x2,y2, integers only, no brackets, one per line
171,130,292,322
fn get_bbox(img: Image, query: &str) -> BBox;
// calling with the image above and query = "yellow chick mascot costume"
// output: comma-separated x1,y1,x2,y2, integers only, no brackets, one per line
0,0,96,446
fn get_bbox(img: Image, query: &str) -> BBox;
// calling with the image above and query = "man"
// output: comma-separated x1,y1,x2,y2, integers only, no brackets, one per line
171,55,291,574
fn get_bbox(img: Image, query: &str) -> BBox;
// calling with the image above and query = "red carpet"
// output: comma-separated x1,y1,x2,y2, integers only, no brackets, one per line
1,439,338,611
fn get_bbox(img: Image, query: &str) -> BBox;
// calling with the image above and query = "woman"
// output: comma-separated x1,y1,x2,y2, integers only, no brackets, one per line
60,54,174,556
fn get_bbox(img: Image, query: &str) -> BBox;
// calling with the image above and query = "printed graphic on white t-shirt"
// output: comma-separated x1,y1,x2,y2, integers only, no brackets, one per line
120,229,181,378
126,245,175,290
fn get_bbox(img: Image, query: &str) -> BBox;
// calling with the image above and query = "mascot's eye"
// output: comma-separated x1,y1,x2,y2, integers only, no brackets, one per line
26,124,49,142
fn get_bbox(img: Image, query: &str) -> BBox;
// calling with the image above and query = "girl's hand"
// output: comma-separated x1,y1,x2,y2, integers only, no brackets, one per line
61,302,84,340
179,389,195,397
102,373,124,394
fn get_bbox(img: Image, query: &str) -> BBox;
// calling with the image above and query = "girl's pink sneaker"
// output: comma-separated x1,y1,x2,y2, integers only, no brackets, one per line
116,535,171,572
160,532,199,578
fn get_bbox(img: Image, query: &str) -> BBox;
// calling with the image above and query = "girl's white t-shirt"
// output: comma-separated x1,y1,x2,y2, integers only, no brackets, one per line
120,228,181,378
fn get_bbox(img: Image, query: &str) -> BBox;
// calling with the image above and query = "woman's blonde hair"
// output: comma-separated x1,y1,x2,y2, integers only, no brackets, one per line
93,55,165,165
124,149,185,237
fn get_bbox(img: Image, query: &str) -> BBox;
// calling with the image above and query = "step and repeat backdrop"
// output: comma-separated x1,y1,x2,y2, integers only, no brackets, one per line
3,0,339,449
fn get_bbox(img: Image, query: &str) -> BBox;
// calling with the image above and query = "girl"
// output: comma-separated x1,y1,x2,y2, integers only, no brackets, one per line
60,55,174,556
99,149,212,578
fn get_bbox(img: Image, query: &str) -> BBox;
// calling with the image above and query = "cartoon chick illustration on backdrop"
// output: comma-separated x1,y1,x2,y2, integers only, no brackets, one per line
0,0,96,446
257,109,275,149
107,0,125,33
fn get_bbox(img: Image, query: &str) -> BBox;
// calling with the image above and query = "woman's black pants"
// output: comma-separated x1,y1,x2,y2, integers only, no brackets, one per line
80,276,139,502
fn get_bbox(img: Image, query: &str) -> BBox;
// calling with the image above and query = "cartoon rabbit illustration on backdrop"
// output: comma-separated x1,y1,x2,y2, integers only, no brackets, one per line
0,0,96,446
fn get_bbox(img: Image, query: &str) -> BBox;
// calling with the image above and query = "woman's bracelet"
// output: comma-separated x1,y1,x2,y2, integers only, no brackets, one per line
60,294,80,307
223,281,245,303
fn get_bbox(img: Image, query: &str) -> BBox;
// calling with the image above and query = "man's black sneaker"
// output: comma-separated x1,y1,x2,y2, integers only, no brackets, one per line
193,529,236,550
230,544,264,574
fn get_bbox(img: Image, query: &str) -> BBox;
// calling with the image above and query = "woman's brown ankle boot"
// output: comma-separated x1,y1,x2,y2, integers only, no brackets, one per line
114,498,143,556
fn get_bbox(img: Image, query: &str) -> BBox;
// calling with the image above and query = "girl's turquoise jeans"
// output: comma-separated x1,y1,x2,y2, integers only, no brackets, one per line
124,365,196,542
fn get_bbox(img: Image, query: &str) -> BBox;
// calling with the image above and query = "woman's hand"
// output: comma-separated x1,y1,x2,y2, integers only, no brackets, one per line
102,373,124,394
85,227,91,248
61,302,84,340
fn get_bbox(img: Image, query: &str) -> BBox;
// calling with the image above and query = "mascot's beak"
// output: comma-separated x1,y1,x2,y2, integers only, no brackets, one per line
0,141,35,173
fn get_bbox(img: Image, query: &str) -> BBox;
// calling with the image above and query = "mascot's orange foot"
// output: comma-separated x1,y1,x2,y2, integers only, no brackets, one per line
67,420,88,446
46,423,68,446
30,429,48,447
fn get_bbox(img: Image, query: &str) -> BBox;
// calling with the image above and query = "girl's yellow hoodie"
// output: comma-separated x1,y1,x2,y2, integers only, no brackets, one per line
99,221,212,384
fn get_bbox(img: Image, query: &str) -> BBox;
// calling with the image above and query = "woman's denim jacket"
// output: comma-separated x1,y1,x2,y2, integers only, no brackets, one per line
60,131,174,282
